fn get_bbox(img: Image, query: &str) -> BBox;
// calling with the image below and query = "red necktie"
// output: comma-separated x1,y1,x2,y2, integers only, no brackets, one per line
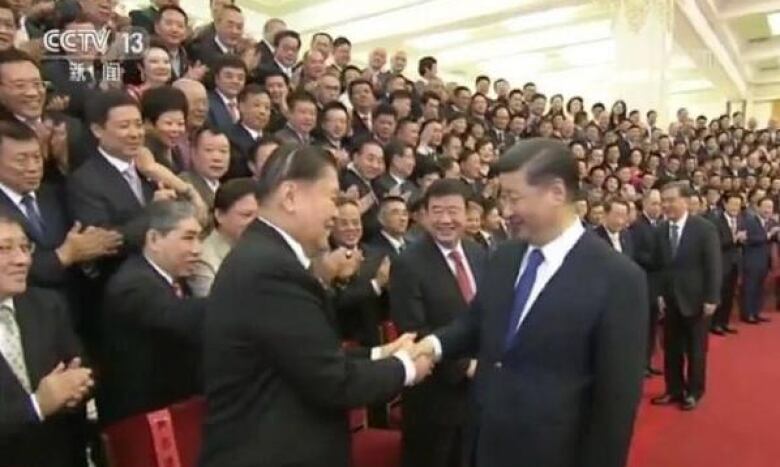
448,250,475,303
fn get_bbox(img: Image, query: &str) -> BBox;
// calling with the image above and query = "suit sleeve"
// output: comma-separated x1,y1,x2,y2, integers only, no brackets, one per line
28,248,68,286
389,254,470,385
580,263,648,467
702,222,722,305
106,277,206,344
250,273,405,409
0,388,41,439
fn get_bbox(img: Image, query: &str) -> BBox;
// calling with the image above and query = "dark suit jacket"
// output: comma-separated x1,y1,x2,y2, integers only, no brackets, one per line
66,149,156,278
97,256,205,425
257,40,274,66
200,220,406,467
365,232,405,259
488,128,516,153
129,6,157,34
187,36,229,68
351,110,372,141
179,171,216,209
340,168,380,240
372,173,419,201
706,210,745,271
436,231,648,467
594,225,634,259
41,59,101,121
207,91,237,134
274,125,310,145
655,215,722,317
225,123,258,180
630,214,661,299
0,288,86,467
390,235,487,426
333,245,387,347
742,213,775,273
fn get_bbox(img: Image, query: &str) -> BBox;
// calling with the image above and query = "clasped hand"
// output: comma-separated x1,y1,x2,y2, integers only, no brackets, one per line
379,333,436,384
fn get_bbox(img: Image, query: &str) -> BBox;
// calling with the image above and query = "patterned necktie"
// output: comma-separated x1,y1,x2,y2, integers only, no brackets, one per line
123,167,146,205
670,223,680,256
20,194,45,242
227,100,240,123
505,248,545,349
448,250,475,303
0,303,32,393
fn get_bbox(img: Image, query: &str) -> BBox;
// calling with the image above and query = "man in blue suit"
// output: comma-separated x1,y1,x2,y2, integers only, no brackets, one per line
413,139,648,467
207,56,247,134
741,196,778,324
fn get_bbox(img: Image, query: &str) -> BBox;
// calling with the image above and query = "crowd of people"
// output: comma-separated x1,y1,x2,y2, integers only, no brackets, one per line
1,0,779,466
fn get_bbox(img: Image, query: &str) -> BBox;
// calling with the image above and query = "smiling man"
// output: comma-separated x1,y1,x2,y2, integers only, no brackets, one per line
97,200,207,425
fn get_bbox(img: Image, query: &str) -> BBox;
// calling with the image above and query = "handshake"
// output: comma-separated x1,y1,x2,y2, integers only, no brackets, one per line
378,333,440,385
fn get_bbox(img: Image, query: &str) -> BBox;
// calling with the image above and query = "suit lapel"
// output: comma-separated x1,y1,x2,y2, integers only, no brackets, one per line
490,243,526,356
423,236,464,306
462,241,484,287
94,154,147,210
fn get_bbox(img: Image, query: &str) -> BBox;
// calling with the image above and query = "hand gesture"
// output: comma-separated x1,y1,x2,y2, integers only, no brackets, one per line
344,185,360,201
736,230,747,242
34,361,94,417
357,192,375,214
703,303,717,317
410,336,437,360
379,332,417,358
339,248,364,279
153,182,178,202
57,222,124,266
45,95,70,113
45,119,69,171
466,359,478,379
373,256,391,289
412,353,434,384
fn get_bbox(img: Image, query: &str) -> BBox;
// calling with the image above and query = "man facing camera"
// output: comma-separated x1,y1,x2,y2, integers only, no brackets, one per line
201,145,433,467
413,139,648,467
97,200,207,425
0,215,94,467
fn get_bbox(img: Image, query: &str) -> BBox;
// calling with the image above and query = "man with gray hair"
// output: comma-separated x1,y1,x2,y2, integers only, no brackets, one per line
96,200,207,425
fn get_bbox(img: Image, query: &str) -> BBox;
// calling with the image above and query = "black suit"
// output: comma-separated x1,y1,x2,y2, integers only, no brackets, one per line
630,214,662,366
655,215,721,399
225,123,258,180
366,232,406,260
594,225,634,259
66,150,155,278
187,36,230,68
390,235,487,467
97,256,205,425
207,91,237,134
372,173,419,201
200,220,407,467
340,168,381,240
0,288,86,467
333,245,387,347
129,6,157,34
434,230,647,467
706,211,744,328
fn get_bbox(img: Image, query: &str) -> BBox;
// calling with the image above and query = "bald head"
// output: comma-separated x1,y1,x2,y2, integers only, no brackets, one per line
173,78,208,128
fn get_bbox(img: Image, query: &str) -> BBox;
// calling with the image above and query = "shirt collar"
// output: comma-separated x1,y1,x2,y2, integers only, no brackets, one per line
533,217,586,269
242,124,261,140
214,35,231,54
1,297,14,314
98,147,134,174
347,163,371,185
216,89,236,107
203,176,219,192
0,181,28,208
275,58,292,76
144,255,174,285
14,114,41,127
258,216,311,269
436,240,465,261
389,173,405,186
381,230,405,251
671,212,688,232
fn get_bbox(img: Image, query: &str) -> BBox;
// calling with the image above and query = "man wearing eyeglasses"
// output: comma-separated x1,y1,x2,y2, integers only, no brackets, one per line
0,215,95,467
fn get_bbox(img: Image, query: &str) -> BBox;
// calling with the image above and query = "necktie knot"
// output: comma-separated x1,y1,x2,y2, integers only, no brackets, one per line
526,248,545,270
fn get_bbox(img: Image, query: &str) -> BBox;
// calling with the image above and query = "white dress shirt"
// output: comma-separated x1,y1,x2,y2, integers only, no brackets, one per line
214,35,232,54
606,229,622,252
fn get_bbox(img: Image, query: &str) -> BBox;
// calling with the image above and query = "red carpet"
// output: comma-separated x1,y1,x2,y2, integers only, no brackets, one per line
628,312,780,467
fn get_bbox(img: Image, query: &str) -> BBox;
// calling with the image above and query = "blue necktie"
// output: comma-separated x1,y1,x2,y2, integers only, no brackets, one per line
504,248,545,349
20,194,45,242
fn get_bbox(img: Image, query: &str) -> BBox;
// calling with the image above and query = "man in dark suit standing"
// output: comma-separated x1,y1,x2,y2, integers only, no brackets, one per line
274,90,317,145
594,199,634,259
367,195,409,258
0,215,94,467
740,196,778,324
630,189,664,377
200,145,433,467
413,139,648,467
256,29,301,82
207,56,248,134
652,181,721,411
98,200,206,425
225,84,269,180
340,138,385,240
390,179,488,467
707,192,745,334
187,5,244,67
373,139,419,201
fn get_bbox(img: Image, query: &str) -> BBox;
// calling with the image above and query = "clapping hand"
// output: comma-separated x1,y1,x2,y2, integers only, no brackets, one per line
379,332,416,358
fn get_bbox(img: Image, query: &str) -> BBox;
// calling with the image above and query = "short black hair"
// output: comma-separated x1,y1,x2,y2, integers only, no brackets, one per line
348,78,372,98
214,178,257,214
494,138,579,201
219,4,243,16
238,83,269,103
0,49,39,83
424,178,469,209
87,90,141,126
421,91,441,106
255,144,337,202
372,102,396,120
273,30,301,49
155,4,188,22
212,54,247,77
475,75,490,84
333,36,351,48
351,137,383,157
286,90,317,111
0,120,37,148
193,125,227,147
418,56,437,77
383,139,409,167
389,89,412,103
261,69,290,86
141,85,188,124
